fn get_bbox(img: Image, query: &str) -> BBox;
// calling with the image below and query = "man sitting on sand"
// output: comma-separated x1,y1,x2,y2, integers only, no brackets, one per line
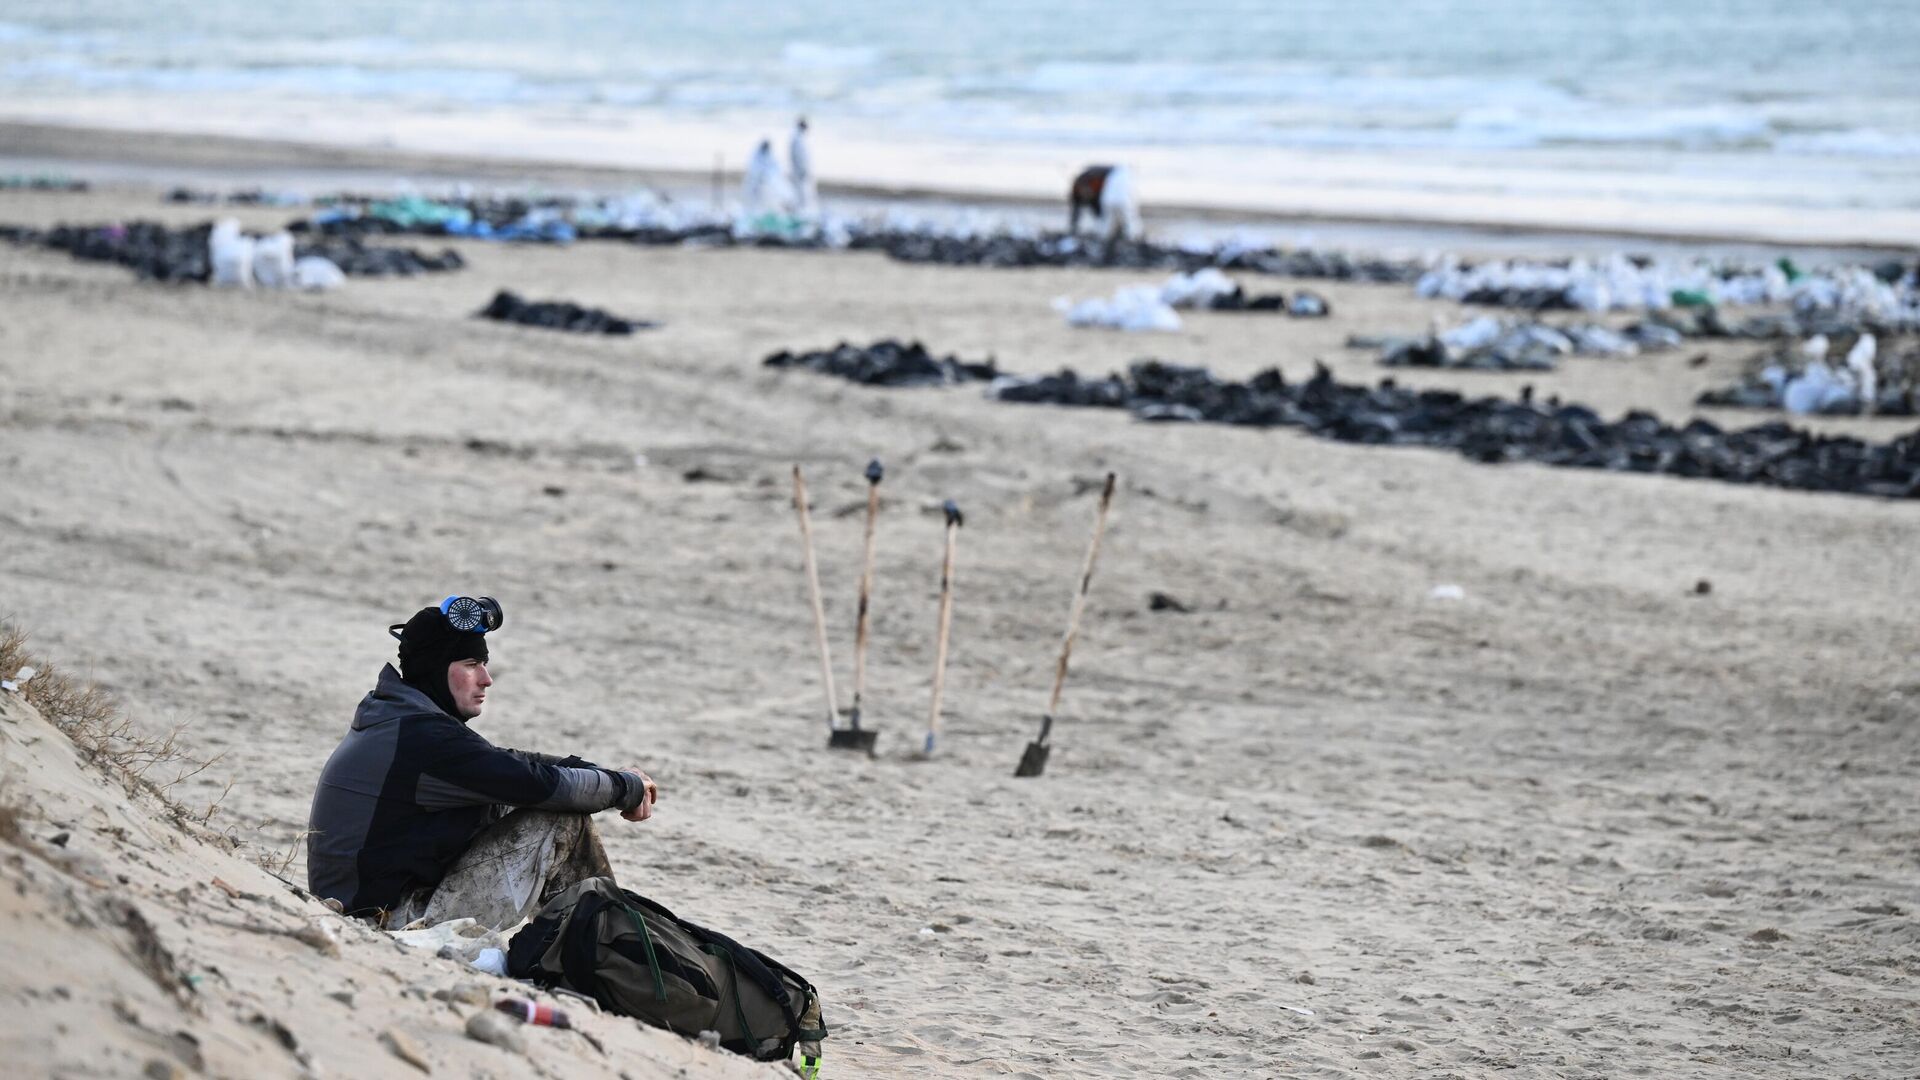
306,596,657,930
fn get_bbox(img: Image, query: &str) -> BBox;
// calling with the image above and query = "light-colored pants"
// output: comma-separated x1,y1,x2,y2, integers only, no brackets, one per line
389,810,615,931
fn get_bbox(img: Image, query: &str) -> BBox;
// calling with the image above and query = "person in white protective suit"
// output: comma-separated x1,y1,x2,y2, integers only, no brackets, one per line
742,138,790,218
788,117,818,219
1067,164,1141,241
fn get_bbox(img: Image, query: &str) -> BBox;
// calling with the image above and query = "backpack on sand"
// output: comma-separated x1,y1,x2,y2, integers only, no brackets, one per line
506,877,826,1072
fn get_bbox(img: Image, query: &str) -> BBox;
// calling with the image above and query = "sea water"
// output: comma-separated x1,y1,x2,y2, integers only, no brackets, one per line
1,0,1917,240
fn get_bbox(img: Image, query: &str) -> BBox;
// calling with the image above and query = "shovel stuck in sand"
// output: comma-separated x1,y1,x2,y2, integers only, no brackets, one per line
921,499,962,757
1015,472,1116,778
830,459,886,754
791,465,858,749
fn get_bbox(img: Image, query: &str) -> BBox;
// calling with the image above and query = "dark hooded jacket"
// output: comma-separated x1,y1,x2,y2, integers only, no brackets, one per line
306,664,644,915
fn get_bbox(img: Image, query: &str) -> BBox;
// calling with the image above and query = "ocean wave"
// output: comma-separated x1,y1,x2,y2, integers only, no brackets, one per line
1775,129,1920,159
0,19,108,49
781,42,880,69
977,61,1579,112
1455,104,1776,150
2,56,538,103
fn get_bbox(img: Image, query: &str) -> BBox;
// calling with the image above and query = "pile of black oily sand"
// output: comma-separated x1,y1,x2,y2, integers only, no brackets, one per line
166,188,291,206
847,230,1422,283
1,220,215,282
478,290,655,335
986,359,1920,499
0,220,466,282
581,222,736,245
763,339,998,387
296,236,465,276
1202,286,1332,316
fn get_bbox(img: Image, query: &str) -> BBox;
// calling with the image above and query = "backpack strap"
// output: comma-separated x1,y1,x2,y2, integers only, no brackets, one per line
558,891,615,1008
702,943,762,1054
692,926,828,1053
617,902,669,1003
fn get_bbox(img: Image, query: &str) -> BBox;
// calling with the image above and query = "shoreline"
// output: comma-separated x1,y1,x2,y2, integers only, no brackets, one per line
2,111,1916,262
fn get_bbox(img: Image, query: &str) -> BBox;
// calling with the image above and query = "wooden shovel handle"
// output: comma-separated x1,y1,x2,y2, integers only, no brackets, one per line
852,473,881,711
1046,473,1116,717
792,466,840,730
925,507,961,753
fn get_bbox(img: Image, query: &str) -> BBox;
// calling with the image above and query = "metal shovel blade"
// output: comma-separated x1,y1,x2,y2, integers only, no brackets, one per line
827,727,879,754
828,707,879,753
1013,714,1053,777
1013,739,1050,777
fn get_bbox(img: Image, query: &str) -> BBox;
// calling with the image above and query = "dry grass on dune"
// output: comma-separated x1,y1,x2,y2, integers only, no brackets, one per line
0,622,233,837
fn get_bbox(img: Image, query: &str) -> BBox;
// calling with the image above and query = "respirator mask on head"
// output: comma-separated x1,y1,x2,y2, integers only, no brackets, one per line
389,595,504,641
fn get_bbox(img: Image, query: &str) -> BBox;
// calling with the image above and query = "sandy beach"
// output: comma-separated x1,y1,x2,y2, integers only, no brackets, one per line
1,129,1918,1079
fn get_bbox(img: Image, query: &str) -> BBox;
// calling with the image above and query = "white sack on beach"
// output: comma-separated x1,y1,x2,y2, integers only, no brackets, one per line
292,255,346,291
1055,284,1182,332
1781,361,1856,414
209,218,253,288
251,232,295,288
1160,268,1238,309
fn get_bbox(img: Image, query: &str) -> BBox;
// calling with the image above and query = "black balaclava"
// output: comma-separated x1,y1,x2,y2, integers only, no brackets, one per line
395,606,489,720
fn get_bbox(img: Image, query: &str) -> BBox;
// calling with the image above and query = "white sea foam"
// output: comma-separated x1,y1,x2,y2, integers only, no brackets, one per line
1455,104,1777,150
1776,129,1920,159
781,42,880,69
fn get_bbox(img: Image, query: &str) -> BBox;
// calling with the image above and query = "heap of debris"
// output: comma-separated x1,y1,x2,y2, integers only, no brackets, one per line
763,340,998,387
0,220,462,282
478,291,655,335
984,360,1919,497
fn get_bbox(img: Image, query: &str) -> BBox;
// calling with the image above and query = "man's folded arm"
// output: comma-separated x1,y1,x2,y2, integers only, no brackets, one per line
505,748,600,770
417,733,643,813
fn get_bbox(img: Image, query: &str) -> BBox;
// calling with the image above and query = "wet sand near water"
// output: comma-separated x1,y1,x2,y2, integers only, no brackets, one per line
2,177,1918,1078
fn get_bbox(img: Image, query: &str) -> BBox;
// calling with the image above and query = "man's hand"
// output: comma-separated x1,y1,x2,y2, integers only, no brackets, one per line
619,767,659,822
